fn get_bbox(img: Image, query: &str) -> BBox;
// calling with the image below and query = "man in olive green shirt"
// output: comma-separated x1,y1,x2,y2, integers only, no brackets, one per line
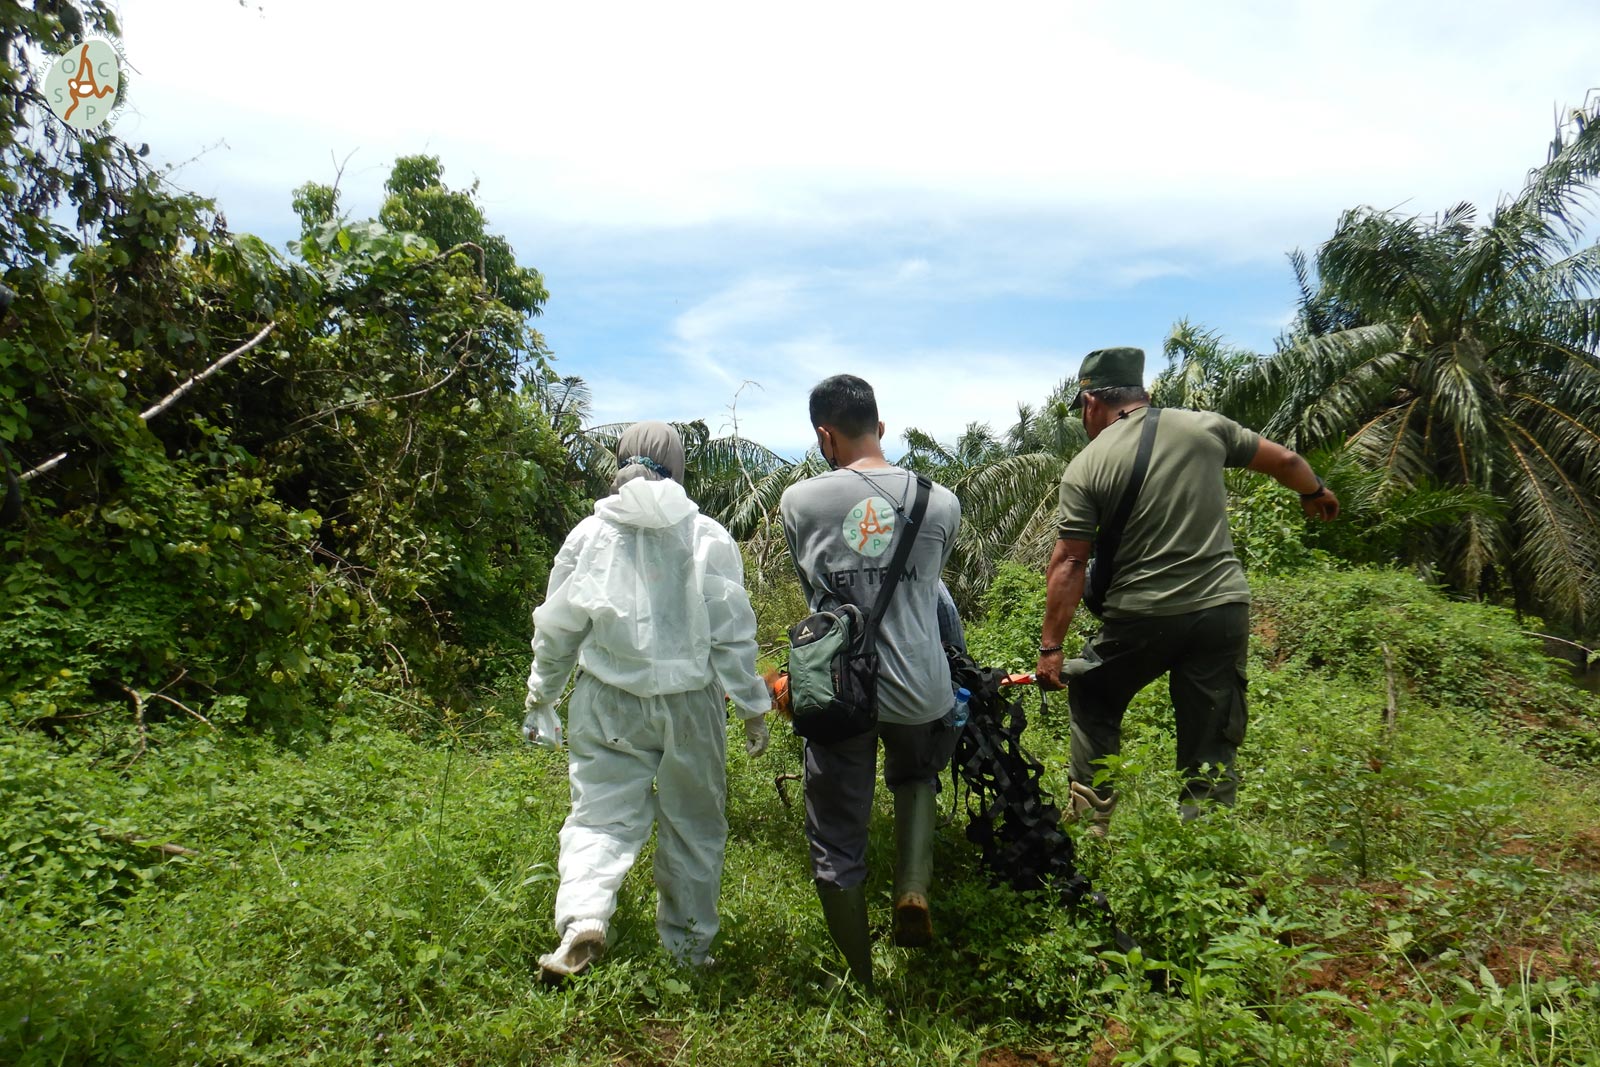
1034,347,1340,829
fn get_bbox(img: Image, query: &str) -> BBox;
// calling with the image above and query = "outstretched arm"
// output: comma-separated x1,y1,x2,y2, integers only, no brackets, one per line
1246,439,1340,521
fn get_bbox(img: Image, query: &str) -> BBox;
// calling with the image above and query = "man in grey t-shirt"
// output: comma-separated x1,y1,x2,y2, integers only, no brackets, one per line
780,374,961,992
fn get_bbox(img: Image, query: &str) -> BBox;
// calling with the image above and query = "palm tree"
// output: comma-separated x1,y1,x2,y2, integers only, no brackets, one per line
900,422,1008,484
573,416,814,584
1153,320,1257,411
1225,96,1600,626
902,380,1089,609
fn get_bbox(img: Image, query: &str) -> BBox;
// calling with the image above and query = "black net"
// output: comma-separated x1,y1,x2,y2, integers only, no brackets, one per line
947,647,1135,951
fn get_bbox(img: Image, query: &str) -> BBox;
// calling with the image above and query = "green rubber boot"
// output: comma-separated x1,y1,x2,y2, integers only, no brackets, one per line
816,883,874,992
892,784,937,947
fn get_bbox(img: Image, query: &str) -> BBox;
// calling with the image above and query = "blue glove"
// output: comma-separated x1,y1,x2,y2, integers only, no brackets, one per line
523,704,562,749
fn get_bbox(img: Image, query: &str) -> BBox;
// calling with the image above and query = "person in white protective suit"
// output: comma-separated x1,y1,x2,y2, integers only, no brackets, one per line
522,421,772,981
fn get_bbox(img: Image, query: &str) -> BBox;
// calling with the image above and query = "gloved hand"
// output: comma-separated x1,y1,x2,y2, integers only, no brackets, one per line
742,714,769,758
523,703,562,749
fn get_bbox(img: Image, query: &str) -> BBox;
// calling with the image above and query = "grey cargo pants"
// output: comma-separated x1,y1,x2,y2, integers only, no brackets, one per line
803,718,958,890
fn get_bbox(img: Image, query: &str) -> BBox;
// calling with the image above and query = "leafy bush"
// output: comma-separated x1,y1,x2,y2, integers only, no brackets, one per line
1252,568,1600,764
0,734,181,927
964,560,1094,673
2,151,581,738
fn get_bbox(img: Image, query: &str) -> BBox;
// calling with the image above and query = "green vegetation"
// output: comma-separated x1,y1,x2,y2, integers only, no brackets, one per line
4,0,581,734
4,571,1598,1066
4,5,1599,1065
1224,118,1600,630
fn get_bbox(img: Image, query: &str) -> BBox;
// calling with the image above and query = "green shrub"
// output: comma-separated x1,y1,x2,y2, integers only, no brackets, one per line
964,560,1095,672
1252,568,1600,765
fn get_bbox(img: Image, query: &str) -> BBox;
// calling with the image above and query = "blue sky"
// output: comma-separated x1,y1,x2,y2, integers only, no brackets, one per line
110,0,1600,456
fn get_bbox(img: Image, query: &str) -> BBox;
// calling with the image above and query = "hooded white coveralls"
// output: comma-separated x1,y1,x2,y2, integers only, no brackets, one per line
525,477,770,964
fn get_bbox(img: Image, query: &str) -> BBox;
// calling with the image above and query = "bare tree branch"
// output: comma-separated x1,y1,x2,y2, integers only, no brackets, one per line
431,241,487,279
140,322,278,422
117,682,148,765
147,691,217,732
94,827,200,857
20,322,276,483
1381,644,1400,737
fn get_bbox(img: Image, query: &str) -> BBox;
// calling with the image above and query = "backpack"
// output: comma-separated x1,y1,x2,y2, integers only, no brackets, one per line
786,474,930,744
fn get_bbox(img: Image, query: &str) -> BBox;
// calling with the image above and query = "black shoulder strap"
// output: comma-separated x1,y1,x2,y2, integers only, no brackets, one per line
861,473,932,652
1092,407,1161,582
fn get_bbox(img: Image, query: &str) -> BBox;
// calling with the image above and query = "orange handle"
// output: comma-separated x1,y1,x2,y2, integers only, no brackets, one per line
1000,673,1035,687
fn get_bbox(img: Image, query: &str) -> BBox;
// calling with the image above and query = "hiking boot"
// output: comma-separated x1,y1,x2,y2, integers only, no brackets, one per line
1069,781,1115,837
892,784,937,947
816,883,874,993
538,920,606,982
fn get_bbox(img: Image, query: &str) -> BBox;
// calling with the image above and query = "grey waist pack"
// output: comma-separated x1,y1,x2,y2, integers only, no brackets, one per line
786,474,931,745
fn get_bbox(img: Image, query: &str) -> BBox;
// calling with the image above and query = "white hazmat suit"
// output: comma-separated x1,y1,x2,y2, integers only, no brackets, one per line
524,469,770,970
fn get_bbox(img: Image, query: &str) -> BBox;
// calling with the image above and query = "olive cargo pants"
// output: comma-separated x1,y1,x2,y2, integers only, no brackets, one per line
1067,601,1250,813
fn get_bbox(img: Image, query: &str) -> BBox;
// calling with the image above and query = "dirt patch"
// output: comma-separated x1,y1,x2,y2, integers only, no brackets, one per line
1483,939,1600,985
1299,945,1410,1001
1560,827,1600,874
1251,614,1286,667
979,1049,1061,1067
1498,825,1600,876
608,1024,683,1067
1083,1020,1130,1067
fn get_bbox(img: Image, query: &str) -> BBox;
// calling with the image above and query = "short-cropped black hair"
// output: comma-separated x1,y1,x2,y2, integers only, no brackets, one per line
1086,385,1149,408
808,374,879,439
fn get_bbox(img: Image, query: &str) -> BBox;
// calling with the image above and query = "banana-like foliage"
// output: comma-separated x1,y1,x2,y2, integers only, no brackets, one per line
1153,320,1257,412
900,383,1088,609
1224,95,1600,627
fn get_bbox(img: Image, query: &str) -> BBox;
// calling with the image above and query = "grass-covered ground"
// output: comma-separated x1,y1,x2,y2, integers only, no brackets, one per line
4,568,1599,1065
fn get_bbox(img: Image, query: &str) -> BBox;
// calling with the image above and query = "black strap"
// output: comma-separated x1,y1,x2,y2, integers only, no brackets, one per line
860,473,931,654
1088,408,1161,604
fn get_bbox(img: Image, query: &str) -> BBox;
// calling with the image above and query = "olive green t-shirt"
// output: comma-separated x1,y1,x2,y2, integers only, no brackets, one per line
1057,407,1260,619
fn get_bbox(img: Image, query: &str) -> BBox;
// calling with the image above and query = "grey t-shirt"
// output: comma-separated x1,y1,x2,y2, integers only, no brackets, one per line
1057,406,1260,618
780,466,961,725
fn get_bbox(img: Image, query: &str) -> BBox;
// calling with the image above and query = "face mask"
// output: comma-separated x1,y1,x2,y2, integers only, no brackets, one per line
819,430,839,470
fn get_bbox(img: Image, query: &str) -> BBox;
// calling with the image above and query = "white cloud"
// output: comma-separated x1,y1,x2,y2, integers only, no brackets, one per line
119,0,1600,244
99,0,1600,456
584,268,1079,455
1108,261,1194,287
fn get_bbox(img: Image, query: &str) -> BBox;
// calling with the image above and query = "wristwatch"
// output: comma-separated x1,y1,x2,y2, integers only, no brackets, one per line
1299,477,1329,500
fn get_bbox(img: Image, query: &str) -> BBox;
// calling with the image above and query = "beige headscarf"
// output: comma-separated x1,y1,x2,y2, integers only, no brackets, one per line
612,420,686,491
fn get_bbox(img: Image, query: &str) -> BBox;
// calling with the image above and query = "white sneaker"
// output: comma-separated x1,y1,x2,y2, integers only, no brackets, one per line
539,921,606,981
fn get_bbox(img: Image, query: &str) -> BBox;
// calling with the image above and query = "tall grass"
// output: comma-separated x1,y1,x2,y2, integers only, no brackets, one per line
2,568,1597,1065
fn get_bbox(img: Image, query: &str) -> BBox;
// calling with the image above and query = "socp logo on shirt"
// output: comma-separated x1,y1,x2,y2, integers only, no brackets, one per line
843,497,895,557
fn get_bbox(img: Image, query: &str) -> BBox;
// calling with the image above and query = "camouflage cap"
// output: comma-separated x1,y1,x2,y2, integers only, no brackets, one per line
1067,347,1145,409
